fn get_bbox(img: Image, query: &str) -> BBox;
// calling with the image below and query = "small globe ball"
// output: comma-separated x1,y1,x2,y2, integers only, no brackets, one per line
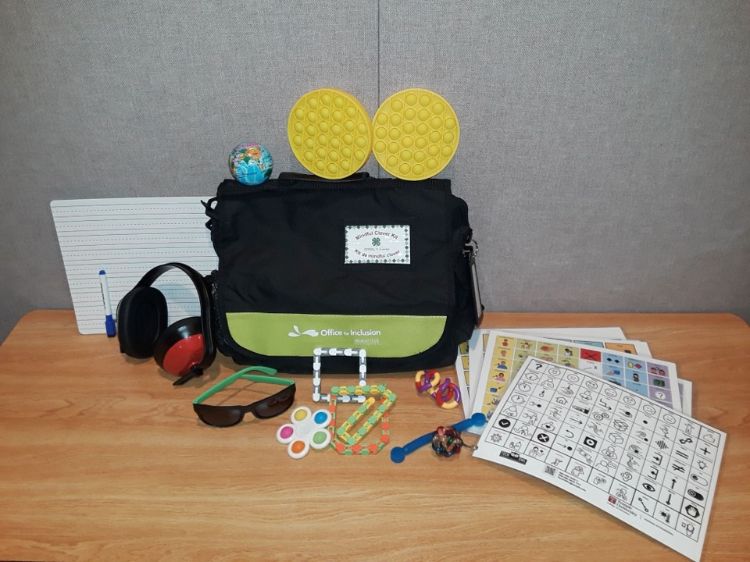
228,143,273,185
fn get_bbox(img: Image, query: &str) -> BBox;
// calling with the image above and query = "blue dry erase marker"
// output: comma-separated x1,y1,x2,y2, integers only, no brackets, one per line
99,269,116,337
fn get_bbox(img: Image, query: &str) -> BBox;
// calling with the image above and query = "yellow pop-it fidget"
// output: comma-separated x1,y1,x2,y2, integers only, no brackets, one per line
287,88,372,180
372,88,460,181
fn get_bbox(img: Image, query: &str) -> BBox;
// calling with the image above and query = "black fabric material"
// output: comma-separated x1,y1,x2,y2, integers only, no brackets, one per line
205,174,479,373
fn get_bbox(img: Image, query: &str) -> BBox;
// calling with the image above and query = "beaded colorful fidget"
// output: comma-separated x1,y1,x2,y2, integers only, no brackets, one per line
327,384,396,455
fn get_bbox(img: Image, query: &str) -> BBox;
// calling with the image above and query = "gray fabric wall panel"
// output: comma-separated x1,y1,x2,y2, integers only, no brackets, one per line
0,0,378,340
1,1,748,342
380,1,749,319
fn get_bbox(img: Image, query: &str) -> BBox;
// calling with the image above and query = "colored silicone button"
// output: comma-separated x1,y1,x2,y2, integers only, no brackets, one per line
276,406,332,460
287,88,373,180
372,88,460,181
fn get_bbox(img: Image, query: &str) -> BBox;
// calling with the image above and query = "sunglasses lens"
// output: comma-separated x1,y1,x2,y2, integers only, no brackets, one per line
194,404,243,427
252,385,296,419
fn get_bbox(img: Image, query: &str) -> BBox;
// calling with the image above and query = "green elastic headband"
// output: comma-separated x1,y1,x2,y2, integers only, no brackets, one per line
193,366,295,404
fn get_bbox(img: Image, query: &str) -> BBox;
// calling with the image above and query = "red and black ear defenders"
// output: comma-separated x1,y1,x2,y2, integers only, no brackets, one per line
117,263,216,385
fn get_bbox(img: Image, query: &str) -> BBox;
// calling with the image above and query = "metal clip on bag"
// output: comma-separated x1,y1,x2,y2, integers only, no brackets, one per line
204,172,483,373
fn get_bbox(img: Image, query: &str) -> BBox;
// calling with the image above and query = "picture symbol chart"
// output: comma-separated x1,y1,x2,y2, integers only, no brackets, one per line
474,357,725,562
471,331,683,423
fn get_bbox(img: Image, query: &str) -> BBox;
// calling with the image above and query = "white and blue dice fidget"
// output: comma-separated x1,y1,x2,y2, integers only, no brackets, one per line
276,406,332,460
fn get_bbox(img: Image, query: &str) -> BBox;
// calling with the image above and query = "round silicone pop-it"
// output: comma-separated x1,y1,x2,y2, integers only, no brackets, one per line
287,88,372,180
372,88,460,181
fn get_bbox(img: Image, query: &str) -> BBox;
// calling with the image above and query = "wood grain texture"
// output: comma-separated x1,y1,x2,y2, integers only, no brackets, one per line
0,310,748,561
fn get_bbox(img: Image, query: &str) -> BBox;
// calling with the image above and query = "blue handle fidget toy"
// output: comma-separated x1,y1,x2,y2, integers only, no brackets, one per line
390,412,487,464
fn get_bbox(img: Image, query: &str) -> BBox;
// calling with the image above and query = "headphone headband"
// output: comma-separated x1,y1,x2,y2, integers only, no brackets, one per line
136,262,216,374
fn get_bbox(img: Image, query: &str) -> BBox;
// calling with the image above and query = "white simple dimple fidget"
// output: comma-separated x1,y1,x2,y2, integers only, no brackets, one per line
276,406,332,460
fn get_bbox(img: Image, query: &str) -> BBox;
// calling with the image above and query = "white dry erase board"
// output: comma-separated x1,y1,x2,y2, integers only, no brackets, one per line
50,197,216,335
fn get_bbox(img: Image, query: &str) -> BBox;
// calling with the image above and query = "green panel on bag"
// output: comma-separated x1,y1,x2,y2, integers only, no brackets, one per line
226,313,447,357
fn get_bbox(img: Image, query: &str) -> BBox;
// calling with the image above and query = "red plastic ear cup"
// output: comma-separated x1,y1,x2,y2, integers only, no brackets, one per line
116,286,168,358
161,334,205,377
152,317,206,377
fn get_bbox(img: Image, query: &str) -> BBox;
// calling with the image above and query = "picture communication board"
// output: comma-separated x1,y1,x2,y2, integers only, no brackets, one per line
474,357,724,562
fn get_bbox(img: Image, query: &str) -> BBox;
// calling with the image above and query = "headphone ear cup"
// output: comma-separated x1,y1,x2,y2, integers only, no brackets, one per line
117,287,168,358
153,317,206,377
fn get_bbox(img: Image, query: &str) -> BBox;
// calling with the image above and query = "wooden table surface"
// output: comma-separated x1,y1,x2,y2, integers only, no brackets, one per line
0,310,748,561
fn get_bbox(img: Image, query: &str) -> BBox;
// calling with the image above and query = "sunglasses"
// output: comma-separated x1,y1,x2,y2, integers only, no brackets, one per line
192,366,296,427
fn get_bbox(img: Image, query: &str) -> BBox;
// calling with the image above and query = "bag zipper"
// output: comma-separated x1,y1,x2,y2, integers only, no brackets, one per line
464,238,484,324
216,177,453,197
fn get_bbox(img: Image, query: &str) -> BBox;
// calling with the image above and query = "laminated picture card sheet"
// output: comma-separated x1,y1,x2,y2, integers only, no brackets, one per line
456,327,634,415
471,330,684,421
474,357,724,562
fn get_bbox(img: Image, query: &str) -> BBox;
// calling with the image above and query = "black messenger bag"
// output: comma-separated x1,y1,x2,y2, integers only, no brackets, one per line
204,172,482,373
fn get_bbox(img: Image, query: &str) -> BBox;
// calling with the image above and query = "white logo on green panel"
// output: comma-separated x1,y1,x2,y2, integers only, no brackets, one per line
287,324,382,338
287,325,319,337
226,312,446,358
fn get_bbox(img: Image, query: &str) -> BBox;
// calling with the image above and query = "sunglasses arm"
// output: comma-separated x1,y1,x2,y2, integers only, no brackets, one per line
192,366,290,404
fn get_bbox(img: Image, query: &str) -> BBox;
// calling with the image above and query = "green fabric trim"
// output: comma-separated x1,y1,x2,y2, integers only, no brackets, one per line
226,313,447,358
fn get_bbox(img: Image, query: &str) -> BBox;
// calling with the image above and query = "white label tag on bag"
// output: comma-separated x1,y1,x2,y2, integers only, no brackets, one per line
344,225,410,264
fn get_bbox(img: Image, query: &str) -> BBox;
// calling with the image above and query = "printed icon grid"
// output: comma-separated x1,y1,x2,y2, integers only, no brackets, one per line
479,335,677,420
484,360,715,541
